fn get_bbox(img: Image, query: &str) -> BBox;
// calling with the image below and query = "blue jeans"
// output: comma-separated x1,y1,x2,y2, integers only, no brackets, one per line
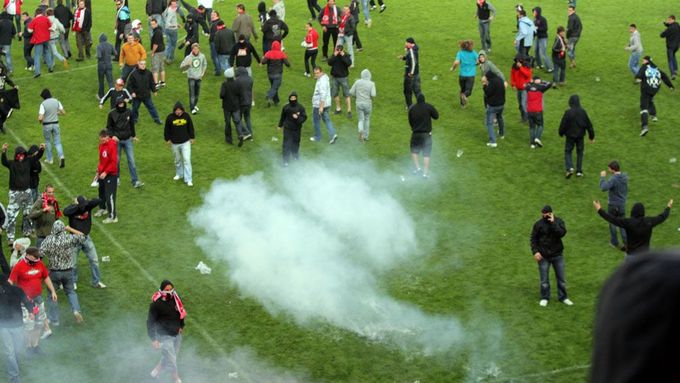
0,326,23,381
33,41,54,76
312,107,336,140
538,255,567,301
267,74,282,104
516,89,527,120
164,28,178,61
218,55,230,74
157,334,182,376
0,45,12,72
120,64,135,81
210,42,220,74
131,97,160,123
628,51,641,75
188,78,201,110
361,0,370,21
667,47,678,76
485,105,504,143
98,64,114,99
47,269,81,323
607,204,628,247
535,38,552,70
478,21,491,51
171,141,192,183
48,39,65,62
42,123,64,161
339,35,354,65
72,235,102,286
117,138,139,185
567,37,579,61
564,136,584,172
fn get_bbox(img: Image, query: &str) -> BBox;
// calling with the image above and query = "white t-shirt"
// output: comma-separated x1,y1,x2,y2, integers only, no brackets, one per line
5,0,17,16
198,0,213,8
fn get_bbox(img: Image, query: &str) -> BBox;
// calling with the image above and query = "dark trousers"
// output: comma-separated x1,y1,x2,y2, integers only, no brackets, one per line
552,56,566,83
564,136,584,172
307,0,321,18
353,29,362,49
98,65,114,99
640,92,656,128
304,49,318,74
97,174,118,219
23,40,33,67
321,27,339,58
459,76,474,97
282,128,301,163
240,105,252,136
223,109,241,143
403,74,421,107
667,46,678,76
369,0,384,5
607,204,628,247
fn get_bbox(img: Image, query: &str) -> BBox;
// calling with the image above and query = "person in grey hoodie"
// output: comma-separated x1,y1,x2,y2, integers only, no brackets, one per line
625,24,643,76
96,33,115,99
179,43,207,115
599,160,628,250
478,50,506,83
349,68,375,142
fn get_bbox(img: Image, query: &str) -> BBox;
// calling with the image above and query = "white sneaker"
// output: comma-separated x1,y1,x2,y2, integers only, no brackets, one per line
486,142,497,148
530,144,536,149
539,299,548,307
562,298,574,306
534,138,543,147
102,217,118,224
133,181,145,188
329,134,338,144
94,209,107,217
173,175,181,181
94,282,107,288
309,137,319,142
187,181,193,187
150,367,160,378
40,329,53,339
73,283,77,290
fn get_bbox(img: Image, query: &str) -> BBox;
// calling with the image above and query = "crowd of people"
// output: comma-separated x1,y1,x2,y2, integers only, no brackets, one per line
0,0,675,382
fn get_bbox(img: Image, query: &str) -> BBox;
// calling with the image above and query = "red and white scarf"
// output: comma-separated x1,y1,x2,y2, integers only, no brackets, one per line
320,5,337,26
152,290,187,320
338,13,350,35
73,7,85,32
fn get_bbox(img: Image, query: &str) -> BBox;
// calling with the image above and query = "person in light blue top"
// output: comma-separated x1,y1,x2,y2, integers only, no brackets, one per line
450,40,478,108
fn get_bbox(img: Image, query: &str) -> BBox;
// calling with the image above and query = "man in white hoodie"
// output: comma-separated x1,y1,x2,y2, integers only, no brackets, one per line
349,68,375,142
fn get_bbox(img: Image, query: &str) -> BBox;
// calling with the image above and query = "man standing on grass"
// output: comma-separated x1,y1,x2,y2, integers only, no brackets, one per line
95,129,118,223
164,101,195,187
27,7,53,78
558,94,594,178
625,24,643,77
0,271,33,383
149,18,166,90
219,68,241,145
162,0,184,64
119,33,146,82
593,199,672,259
660,15,680,80
278,91,306,166
599,161,628,251
231,4,257,43
636,56,674,137
328,44,352,118
482,70,505,147
530,205,572,307
148,279,186,383
400,37,421,109
318,0,340,61
28,184,59,249
127,60,162,125
72,0,92,62
38,88,66,168
180,43,207,115
310,65,337,144
566,5,582,68
63,195,106,289
2,144,37,247
476,0,495,52
408,94,438,179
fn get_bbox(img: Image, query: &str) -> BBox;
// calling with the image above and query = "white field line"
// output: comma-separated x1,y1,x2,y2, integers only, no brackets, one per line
5,128,256,382
502,363,590,381
12,63,99,81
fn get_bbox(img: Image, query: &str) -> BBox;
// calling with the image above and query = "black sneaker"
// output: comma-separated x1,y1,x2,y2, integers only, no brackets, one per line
59,158,65,168
238,137,244,147
565,168,574,179
334,109,342,115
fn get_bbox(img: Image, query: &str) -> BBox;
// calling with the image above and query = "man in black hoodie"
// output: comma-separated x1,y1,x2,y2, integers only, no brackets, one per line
660,15,680,79
482,70,505,147
234,66,253,146
408,94,438,179
0,12,16,73
533,7,552,72
530,205,571,307
164,102,195,186
1,144,38,246
636,56,674,137
107,97,145,188
63,196,106,288
229,34,260,76
261,9,288,54
328,44,352,118
127,60,162,125
278,91,306,165
566,6,582,68
593,199,672,258
219,67,241,144
558,94,594,178
54,0,73,58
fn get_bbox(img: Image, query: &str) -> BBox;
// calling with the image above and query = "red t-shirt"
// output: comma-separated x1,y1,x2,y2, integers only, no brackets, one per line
28,14,51,44
98,138,119,176
305,28,319,50
9,258,49,299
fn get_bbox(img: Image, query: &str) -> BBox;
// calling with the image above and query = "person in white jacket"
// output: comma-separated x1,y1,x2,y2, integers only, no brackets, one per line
349,68,375,142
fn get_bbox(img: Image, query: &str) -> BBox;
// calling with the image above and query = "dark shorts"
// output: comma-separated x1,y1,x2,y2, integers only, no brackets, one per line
410,132,432,156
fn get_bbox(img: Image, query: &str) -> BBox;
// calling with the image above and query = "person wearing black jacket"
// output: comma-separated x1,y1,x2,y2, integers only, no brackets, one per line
593,199,672,257
1,144,38,246
660,15,680,79
145,0,167,30
635,56,674,137
26,144,44,205
327,44,352,117
73,0,92,61
317,0,340,60
63,196,106,288
180,0,209,35
20,12,33,71
147,279,186,383
530,205,571,307
207,11,223,75
278,91,306,165
214,20,235,74
107,97,144,188
127,60,162,125
261,10,288,55
219,68,241,144
0,272,34,383
179,14,199,58
234,66,253,146
400,37,421,109
533,7,552,72
54,0,73,58
558,94,594,178
229,34,260,76
566,6,582,68
0,12,16,73
163,101,195,186
482,71,505,147
408,94,438,179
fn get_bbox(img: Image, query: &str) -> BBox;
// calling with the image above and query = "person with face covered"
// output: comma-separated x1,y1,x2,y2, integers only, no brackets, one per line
261,40,289,107
530,205,571,307
107,96,145,189
99,78,132,110
2,144,40,246
179,14,198,58
278,91,306,165
229,33,260,77
164,102,194,186
148,279,186,383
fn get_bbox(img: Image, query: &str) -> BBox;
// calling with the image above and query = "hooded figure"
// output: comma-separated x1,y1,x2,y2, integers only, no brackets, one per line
262,40,290,106
96,33,115,98
261,9,288,53
478,50,506,82
1,145,37,244
635,56,674,136
349,69,376,141
107,96,136,141
219,67,242,144
229,35,261,70
278,91,307,165
182,14,199,57
163,101,195,186
147,278,187,382
27,144,44,195
407,93,439,178
596,200,672,255
558,94,594,177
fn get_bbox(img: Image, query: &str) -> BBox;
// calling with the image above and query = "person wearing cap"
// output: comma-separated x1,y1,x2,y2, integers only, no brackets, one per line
476,0,495,52
599,161,628,251
219,67,242,144
278,91,306,165
164,101,195,186
327,43,351,118
558,94,593,178
399,37,421,109
63,196,106,288
147,279,186,383
99,78,132,110
635,55,674,137
660,15,680,80
524,75,551,149
408,93,438,179
37,88,66,167
180,43,207,115
530,205,571,307
119,33,146,82
0,270,34,383
96,33,115,100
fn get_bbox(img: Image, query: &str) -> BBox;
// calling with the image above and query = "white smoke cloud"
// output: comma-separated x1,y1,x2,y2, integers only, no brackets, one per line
190,161,462,353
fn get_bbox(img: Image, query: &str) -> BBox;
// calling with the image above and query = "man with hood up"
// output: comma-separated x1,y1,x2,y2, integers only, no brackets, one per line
533,7,552,72
593,199,672,258
164,102,195,186
40,220,86,325
96,33,115,99
408,93,438,179
0,11,16,73
482,70,505,147
531,205,571,307
219,67,241,144
261,40,289,107
558,94,594,178
261,9,287,54
229,33,260,76
277,91,306,165
107,96,144,189
635,56,674,137
349,68,375,142
63,195,105,288
147,279,186,383
1,143,38,246
234,66,253,146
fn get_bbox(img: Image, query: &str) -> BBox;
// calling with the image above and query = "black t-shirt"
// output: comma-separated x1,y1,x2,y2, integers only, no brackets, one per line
151,27,165,53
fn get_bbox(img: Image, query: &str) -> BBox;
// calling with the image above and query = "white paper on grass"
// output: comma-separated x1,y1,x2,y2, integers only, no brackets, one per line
195,261,212,274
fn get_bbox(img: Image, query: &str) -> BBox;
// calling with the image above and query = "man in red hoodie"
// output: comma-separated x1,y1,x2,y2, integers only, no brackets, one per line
95,129,118,223
26,7,52,78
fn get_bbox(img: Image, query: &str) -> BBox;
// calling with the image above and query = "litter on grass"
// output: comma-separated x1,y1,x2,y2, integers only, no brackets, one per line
669,158,676,163
101,256,110,262
227,372,239,379
195,261,212,274
456,149,464,158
